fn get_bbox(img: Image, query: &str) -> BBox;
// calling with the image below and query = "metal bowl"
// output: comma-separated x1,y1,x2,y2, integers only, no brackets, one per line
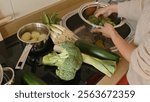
17,23,51,52
78,2,126,28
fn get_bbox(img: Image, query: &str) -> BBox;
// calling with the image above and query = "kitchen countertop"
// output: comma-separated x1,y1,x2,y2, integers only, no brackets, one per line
0,33,129,85
0,0,129,85
0,34,105,85
97,58,129,85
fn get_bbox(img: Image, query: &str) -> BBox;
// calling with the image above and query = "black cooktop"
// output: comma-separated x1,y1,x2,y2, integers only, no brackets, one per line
0,34,104,85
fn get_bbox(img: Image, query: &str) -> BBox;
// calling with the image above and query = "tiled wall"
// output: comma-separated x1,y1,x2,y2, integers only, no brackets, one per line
0,0,60,20
0,0,14,19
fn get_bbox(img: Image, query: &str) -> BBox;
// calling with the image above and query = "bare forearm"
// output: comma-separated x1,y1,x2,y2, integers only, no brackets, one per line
111,31,135,62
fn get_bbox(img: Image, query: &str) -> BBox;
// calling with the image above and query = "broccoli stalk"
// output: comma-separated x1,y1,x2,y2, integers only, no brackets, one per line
42,41,83,81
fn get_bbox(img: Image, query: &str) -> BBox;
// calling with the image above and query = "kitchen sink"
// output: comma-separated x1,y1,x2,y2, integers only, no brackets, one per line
60,9,135,52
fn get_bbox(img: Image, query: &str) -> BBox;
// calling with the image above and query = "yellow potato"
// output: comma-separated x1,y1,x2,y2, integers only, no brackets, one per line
21,32,31,41
31,31,40,39
38,34,47,41
30,38,38,43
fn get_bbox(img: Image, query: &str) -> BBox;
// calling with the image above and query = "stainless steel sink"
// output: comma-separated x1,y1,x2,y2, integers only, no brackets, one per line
60,9,135,52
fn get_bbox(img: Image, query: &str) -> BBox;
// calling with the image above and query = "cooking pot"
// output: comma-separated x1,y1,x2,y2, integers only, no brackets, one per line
78,2,126,28
15,23,50,69
0,64,14,85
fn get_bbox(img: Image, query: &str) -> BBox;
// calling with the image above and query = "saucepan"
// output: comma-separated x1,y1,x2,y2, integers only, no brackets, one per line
15,23,50,69
0,64,15,85
78,1,126,29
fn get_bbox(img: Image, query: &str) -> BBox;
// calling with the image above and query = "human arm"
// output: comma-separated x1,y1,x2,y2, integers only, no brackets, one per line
91,23,135,62
130,38,150,79
95,0,144,21
94,4,118,17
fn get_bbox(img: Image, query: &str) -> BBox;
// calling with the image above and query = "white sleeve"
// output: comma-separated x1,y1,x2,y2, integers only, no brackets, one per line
130,38,150,79
118,0,143,21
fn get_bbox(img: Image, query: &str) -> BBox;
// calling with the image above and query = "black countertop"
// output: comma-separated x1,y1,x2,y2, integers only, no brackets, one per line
0,34,104,85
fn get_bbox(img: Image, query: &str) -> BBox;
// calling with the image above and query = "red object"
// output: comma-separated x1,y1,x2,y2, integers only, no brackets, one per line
117,75,129,85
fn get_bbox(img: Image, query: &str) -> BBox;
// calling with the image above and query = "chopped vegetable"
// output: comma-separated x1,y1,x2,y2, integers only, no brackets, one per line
42,41,83,81
87,15,115,26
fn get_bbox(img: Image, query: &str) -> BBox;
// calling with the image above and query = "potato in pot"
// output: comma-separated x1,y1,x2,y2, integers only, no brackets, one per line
21,32,31,41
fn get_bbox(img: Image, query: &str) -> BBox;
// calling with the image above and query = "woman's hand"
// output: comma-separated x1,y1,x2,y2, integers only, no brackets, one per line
91,23,117,39
94,4,118,17
91,23,135,62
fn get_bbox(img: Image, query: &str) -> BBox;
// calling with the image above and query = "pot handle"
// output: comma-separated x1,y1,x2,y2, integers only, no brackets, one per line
15,44,32,70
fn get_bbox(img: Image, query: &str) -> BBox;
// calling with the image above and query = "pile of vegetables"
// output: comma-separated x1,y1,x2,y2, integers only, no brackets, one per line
41,13,120,81
87,15,115,26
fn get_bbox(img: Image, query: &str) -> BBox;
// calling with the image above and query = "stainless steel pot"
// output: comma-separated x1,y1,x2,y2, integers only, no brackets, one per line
78,2,126,28
0,64,15,85
15,23,50,69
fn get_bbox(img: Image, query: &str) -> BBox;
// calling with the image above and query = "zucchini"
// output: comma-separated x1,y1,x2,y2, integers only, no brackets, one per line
23,71,47,85
75,39,120,61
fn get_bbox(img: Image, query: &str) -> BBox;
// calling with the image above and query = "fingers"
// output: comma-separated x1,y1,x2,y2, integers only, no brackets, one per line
91,23,114,38
91,23,108,33
94,9,103,17
94,8,106,17
94,6,111,17
91,27,102,33
104,23,112,27
91,23,112,33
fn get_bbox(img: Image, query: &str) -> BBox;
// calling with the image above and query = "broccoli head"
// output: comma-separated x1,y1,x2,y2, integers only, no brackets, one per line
42,41,83,81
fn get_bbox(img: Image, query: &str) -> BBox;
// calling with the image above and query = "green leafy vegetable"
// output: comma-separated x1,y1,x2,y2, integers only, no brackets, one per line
42,12,61,25
88,15,115,26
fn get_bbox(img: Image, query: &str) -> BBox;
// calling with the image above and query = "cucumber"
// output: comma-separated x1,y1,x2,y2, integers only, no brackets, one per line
23,71,47,85
75,39,120,61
